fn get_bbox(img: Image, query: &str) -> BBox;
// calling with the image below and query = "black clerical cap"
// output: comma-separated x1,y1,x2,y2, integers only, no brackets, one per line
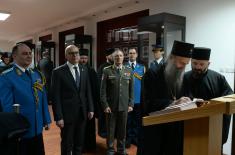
192,47,211,60
171,40,194,58
105,48,115,56
152,44,164,52
79,48,89,56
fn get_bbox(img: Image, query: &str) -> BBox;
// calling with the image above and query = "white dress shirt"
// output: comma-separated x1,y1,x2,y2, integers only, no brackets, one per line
156,57,163,64
128,61,136,68
15,63,29,73
67,61,80,81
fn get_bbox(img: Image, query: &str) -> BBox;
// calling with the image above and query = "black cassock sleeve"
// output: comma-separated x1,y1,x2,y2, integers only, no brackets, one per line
142,69,173,116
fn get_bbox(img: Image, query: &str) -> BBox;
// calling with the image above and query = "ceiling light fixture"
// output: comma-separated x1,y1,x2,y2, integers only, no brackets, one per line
0,12,11,21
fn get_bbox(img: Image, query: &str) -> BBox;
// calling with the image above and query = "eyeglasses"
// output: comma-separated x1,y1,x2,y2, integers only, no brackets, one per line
21,52,32,55
68,52,79,56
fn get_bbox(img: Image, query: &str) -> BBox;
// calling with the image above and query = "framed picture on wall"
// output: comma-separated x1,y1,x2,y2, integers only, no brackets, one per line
143,33,149,40
142,46,149,59
115,30,119,42
122,47,129,60
131,29,138,41
107,31,112,42
122,31,129,41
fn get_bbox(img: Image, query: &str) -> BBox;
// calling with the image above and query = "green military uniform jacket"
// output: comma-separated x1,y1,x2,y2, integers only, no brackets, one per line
100,65,134,112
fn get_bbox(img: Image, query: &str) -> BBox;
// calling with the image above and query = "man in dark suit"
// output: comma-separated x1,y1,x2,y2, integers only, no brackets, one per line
100,49,134,155
51,45,94,155
37,50,54,103
149,45,164,73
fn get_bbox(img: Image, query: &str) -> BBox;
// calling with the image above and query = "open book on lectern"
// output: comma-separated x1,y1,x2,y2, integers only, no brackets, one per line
149,99,200,116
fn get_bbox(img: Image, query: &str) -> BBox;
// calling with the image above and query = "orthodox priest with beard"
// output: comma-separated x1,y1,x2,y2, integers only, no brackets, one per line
183,47,233,151
138,40,194,155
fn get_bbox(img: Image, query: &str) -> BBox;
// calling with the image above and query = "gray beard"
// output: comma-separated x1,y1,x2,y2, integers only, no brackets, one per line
164,60,184,97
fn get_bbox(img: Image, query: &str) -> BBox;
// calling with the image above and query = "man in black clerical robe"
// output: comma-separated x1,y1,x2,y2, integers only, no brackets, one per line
138,41,194,155
79,48,99,152
97,48,114,138
183,47,233,149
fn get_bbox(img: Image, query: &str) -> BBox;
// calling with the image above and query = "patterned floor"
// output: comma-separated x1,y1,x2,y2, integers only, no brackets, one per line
43,106,137,155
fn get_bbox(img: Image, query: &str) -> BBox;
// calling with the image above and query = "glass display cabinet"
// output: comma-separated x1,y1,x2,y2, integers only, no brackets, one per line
36,41,56,66
105,26,138,62
137,12,186,67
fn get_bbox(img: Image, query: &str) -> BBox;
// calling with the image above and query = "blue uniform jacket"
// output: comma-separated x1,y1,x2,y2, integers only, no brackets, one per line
125,63,145,104
0,65,51,138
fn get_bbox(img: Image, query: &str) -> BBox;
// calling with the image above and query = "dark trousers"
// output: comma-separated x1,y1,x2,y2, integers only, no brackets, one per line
0,138,20,155
126,104,141,145
83,117,96,152
98,110,107,138
106,111,128,155
61,108,86,155
19,134,45,155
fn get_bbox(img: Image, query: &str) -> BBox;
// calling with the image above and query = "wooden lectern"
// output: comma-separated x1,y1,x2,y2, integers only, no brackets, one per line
143,94,235,155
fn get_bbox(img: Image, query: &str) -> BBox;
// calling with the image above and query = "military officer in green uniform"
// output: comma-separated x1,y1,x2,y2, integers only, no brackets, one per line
100,49,134,155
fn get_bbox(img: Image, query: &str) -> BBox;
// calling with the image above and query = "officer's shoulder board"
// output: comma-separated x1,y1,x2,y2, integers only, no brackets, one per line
1,67,14,75
103,65,112,71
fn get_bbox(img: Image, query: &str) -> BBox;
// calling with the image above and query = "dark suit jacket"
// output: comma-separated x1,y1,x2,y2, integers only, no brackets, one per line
37,58,54,97
51,63,94,123
37,57,53,82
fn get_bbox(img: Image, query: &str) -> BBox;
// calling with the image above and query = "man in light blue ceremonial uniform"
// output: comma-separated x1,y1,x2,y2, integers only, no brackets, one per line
0,43,51,155
125,48,145,148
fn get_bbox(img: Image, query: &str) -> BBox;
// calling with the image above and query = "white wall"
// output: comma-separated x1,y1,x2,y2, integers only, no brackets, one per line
0,40,15,52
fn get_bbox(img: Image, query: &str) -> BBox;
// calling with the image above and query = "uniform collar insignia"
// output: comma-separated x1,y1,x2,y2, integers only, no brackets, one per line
29,68,34,74
112,64,124,69
15,68,22,76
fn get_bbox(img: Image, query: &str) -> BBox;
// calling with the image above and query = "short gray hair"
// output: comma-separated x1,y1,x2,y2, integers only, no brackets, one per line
112,48,124,58
65,45,79,56
12,43,30,55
